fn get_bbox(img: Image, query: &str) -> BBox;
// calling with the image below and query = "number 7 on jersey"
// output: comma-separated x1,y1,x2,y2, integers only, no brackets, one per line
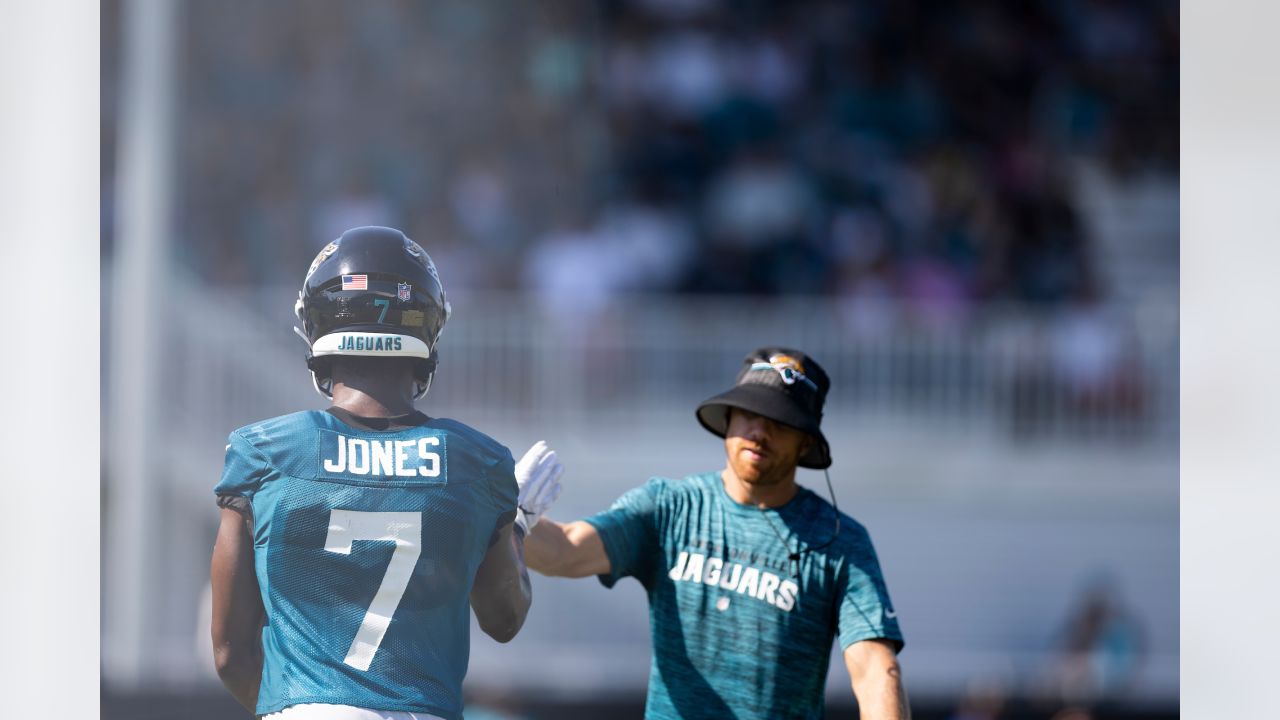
324,510,422,671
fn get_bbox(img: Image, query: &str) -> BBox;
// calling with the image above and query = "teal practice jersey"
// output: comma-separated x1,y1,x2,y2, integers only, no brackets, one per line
585,472,903,720
214,410,518,719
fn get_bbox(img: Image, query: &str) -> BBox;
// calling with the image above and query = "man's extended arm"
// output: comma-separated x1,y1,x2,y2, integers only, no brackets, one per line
469,522,532,642
210,506,265,712
524,518,611,578
844,638,911,720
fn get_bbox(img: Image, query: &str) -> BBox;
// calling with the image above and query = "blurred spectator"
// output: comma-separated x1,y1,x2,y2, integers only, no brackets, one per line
704,147,815,248
832,205,900,338
450,156,518,254
695,146,821,293
645,29,731,121
1004,285,1146,439
901,256,970,331
1047,283,1147,431
724,30,805,107
314,172,397,250
599,198,696,291
522,208,621,330
1046,577,1146,705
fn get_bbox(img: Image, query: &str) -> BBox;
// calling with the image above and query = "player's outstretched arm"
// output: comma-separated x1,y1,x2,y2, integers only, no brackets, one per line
524,518,611,578
470,521,532,643
844,639,911,720
210,506,266,712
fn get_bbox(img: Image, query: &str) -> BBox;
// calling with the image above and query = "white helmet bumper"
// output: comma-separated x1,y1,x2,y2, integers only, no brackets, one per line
310,332,433,359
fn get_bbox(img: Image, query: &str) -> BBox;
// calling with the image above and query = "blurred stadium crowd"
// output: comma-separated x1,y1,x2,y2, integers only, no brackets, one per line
102,0,1177,318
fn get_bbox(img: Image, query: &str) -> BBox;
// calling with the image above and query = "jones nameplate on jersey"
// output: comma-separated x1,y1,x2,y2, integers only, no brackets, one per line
317,428,446,483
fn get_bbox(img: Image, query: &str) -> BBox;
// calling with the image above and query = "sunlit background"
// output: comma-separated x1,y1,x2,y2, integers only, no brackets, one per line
101,1,1178,718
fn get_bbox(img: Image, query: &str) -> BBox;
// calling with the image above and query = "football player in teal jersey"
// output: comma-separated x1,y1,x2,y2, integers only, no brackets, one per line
209,227,562,720
522,347,910,719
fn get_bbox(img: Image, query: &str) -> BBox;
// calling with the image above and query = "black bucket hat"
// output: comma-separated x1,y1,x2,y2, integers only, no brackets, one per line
695,347,832,469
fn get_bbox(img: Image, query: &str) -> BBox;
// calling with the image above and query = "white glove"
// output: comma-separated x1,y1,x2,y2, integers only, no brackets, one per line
514,440,563,536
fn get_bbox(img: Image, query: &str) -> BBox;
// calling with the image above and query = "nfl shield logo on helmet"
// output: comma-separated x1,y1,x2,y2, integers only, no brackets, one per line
397,282,412,302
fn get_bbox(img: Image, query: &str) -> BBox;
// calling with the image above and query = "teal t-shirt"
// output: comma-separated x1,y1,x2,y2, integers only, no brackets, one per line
585,472,903,720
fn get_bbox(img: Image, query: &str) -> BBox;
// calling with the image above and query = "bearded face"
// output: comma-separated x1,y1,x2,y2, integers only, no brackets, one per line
723,407,812,487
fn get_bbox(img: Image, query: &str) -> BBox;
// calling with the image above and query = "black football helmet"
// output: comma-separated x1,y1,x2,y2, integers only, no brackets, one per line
293,226,451,399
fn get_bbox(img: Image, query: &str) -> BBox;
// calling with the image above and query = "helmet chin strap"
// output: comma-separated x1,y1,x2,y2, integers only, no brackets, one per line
411,353,439,400
311,370,334,399
412,374,432,401
296,325,333,399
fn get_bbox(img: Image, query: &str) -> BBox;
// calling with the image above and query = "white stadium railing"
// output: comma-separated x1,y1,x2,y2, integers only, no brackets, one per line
161,284,1178,444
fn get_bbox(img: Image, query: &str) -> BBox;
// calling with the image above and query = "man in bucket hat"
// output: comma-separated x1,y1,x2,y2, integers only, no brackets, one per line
521,347,910,719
